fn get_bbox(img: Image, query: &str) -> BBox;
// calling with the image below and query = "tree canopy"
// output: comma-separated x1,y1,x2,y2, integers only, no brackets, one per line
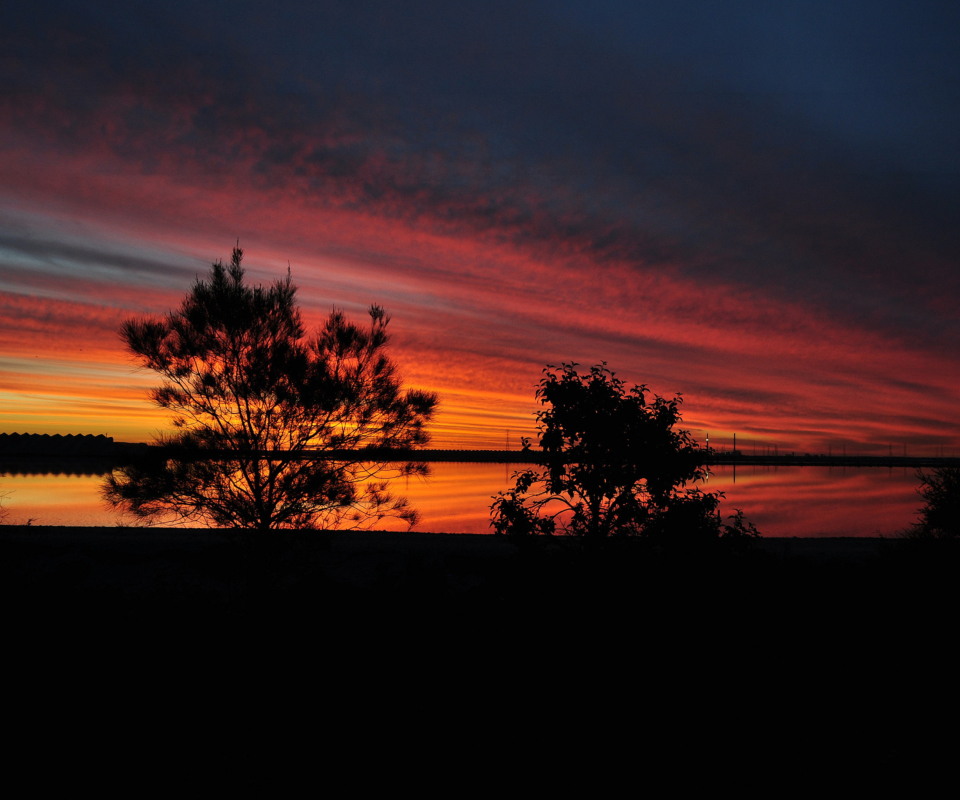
490,363,758,542
104,245,437,531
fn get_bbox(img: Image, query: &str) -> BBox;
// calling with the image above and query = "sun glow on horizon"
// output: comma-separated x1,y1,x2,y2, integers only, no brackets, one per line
2,0,959,456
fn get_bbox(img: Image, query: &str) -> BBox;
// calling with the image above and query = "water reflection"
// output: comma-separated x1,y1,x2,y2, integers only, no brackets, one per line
0,463,921,536
0,472,122,527
706,465,919,537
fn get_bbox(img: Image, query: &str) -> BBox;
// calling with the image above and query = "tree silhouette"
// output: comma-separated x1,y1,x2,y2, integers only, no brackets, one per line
908,466,960,538
491,363,757,542
104,245,437,531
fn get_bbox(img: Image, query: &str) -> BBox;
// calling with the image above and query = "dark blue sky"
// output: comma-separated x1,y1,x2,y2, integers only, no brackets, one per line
556,0,959,174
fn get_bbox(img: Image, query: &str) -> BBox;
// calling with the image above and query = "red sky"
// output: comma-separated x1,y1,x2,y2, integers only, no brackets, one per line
2,1,959,454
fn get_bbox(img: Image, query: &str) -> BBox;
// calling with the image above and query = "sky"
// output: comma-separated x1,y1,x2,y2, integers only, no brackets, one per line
1,0,958,453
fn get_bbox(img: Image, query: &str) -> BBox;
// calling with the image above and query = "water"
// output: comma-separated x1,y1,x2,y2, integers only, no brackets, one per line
703,464,920,537
0,462,924,537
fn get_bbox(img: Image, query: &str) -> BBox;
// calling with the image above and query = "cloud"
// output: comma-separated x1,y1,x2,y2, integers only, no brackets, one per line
1,1,958,451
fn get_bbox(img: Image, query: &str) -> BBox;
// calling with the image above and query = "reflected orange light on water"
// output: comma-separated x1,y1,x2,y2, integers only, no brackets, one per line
1,473,119,527
705,466,920,538
1,464,923,537
401,462,514,533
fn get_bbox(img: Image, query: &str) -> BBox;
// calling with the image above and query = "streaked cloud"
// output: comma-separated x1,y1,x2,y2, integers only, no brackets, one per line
1,1,958,453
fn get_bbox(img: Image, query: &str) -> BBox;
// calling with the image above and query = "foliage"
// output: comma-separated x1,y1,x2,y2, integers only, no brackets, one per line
104,245,437,531
491,363,754,542
721,508,762,540
907,466,960,538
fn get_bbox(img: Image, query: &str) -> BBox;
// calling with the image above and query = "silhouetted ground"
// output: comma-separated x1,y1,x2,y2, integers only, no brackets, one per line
3,526,954,638
3,525,957,773
0,526,912,618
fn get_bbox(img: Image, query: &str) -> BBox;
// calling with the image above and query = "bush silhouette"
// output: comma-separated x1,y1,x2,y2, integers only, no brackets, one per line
491,363,758,543
907,466,960,538
104,244,437,531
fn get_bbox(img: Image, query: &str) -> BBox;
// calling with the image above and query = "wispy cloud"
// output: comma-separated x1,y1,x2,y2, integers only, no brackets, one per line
1,1,957,450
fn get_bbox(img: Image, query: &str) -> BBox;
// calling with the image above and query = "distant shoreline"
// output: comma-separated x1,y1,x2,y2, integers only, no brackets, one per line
3,438,959,469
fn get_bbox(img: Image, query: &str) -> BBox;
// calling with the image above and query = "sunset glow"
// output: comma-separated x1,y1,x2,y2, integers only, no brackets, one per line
2,2,959,456
0,465,924,537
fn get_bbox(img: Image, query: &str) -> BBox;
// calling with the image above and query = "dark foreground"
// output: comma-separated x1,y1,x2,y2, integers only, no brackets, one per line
3,525,958,774
3,525,956,642
0,525,923,616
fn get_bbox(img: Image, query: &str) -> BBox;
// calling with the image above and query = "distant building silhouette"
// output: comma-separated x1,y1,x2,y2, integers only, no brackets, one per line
0,433,115,457
0,433,153,476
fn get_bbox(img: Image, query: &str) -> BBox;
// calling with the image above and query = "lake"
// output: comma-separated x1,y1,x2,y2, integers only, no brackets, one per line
0,461,925,536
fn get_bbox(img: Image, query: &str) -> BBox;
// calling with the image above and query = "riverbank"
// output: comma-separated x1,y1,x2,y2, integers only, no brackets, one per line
0,523,899,572
0,524,946,612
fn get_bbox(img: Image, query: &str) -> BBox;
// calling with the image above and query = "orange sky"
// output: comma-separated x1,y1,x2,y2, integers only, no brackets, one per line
2,184,958,454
